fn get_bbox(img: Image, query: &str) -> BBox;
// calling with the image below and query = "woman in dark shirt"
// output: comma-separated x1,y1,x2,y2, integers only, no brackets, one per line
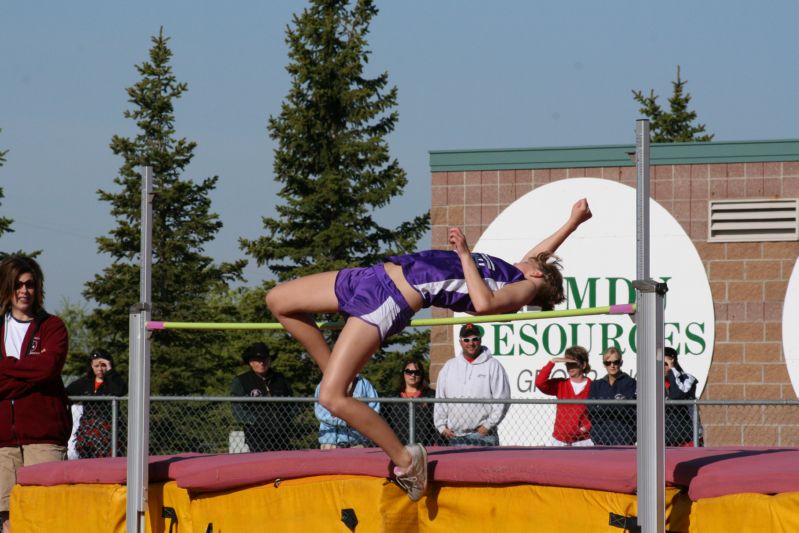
588,347,637,445
386,358,440,446
66,348,127,458
664,347,702,446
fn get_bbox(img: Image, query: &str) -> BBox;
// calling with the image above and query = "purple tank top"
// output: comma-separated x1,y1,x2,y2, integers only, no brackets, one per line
387,250,524,312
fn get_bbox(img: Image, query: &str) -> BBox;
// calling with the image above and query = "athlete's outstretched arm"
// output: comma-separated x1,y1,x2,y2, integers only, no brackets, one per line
449,228,533,314
521,198,592,261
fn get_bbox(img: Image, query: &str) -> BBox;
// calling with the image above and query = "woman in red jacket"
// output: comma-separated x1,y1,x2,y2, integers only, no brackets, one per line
535,345,593,446
0,256,70,532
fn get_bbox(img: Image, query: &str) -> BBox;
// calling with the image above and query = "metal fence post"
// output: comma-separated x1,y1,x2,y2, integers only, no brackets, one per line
692,401,700,447
111,397,118,458
408,401,416,445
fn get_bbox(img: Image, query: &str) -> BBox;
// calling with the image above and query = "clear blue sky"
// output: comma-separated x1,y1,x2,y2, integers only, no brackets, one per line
2,0,797,308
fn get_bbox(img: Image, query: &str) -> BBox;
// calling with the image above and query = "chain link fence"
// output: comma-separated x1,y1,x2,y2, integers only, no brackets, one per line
66,396,799,459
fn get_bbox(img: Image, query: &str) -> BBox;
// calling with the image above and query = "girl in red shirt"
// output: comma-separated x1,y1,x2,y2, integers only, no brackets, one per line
535,345,593,446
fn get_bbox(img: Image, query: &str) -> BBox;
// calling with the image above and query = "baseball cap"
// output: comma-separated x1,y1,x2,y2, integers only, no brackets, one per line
242,342,272,364
459,323,482,338
90,348,112,362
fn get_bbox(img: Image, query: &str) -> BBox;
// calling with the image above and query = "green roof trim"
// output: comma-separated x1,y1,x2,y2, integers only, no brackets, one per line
429,139,799,172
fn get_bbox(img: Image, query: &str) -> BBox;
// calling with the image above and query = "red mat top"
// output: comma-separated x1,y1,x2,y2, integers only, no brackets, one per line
16,446,799,500
15,454,201,486
665,447,799,500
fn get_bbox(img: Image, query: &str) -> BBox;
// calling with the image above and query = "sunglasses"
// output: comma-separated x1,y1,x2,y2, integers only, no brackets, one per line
403,369,422,376
603,359,622,367
460,336,482,343
14,280,35,290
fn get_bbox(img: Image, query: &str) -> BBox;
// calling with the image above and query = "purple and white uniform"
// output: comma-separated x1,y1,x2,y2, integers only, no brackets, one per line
335,263,415,342
334,250,524,342
387,250,525,313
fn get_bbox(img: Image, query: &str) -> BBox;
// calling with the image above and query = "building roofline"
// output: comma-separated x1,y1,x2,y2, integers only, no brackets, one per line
429,139,799,172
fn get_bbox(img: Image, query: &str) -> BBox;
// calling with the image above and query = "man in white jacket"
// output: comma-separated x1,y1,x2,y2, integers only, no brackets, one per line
434,323,511,446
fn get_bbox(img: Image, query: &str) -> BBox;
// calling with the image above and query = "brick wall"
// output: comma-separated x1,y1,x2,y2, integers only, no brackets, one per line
430,161,799,445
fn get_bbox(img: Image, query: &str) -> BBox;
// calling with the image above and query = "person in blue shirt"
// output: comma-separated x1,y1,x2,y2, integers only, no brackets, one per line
315,375,379,448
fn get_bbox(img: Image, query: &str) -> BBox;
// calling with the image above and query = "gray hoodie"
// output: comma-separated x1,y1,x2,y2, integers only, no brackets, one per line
434,346,511,435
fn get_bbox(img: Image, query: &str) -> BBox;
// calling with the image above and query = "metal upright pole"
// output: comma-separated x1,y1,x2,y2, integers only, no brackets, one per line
636,121,650,284
408,401,416,445
140,166,153,309
127,166,154,533
635,120,666,533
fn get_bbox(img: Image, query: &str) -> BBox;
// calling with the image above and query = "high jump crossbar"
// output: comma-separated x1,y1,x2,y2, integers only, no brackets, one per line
145,303,636,331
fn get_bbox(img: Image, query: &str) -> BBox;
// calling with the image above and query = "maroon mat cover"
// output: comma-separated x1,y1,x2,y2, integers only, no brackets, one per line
16,447,799,500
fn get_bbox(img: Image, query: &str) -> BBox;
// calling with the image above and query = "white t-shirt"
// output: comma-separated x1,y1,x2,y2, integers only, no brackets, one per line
570,379,588,395
4,313,32,359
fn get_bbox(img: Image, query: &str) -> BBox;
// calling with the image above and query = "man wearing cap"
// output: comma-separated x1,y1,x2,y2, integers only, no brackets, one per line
231,342,293,452
434,324,511,446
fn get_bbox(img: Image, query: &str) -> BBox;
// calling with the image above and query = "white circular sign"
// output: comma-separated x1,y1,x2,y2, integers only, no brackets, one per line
452,178,715,445
783,262,799,396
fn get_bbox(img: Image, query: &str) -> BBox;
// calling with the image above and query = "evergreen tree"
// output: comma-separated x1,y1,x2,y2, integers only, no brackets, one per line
84,29,245,395
0,133,12,239
0,130,37,259
241,0,430,394
58,298,93,378
633,66,714,143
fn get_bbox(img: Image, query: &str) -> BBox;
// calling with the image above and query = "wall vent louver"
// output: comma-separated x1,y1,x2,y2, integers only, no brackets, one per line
708,199,798,242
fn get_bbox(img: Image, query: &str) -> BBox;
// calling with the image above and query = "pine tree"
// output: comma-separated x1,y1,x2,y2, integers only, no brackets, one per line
84,29,245,395
633,66,714,143
0,131,17,250
58,298,92,377
0,131,37,259
241,0,430,395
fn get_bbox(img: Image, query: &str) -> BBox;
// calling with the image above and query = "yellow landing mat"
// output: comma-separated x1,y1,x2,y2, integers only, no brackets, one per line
12,476,694,533
190,474,406,533
10,481,190,533
422,484,690,533
688,492,799,533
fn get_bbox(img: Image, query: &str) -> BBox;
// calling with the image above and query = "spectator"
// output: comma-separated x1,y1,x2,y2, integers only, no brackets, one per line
385,358,441,446
0,256,70,533
65,348,127,458
315,375,379,448
434,324,510,446
664,347,703,446
231,342,293,452
535,346,593,446
587,347,637,445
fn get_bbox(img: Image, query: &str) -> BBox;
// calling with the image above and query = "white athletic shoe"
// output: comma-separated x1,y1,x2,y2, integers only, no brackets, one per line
393,444,428,502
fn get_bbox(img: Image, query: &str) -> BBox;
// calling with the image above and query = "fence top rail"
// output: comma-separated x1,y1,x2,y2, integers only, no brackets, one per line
66,395,799,406
145,304,636,331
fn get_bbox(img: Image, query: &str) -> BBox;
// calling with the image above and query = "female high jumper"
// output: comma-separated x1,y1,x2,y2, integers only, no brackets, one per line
266,198,592,501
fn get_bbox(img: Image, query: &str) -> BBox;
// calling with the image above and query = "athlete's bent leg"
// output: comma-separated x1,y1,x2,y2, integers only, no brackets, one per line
266,271,339,372
318,318,412,469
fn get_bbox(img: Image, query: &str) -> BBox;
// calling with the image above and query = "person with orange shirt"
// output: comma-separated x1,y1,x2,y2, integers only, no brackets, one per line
384,358,440,446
